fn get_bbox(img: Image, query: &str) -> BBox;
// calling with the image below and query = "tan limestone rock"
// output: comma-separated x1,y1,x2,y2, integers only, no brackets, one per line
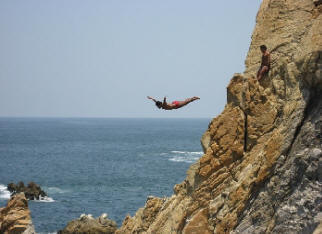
314,222,322,234
58,213,117,234
182,208,212,234
0,193,35,234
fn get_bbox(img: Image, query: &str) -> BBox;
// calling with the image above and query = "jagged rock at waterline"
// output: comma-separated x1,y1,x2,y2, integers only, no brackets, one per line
117,0,322,233
58,213,117,234
0,193,35,234
7,182,47,201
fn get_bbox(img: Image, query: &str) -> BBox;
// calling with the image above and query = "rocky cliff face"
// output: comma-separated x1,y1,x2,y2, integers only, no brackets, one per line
117,0,322,233
0,193,35,234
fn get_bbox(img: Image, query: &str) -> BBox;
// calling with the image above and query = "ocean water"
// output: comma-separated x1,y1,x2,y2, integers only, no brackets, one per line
0,118,209,233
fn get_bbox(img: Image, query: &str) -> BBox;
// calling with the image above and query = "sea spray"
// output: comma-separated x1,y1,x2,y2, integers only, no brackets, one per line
0,184,11,200
164,151,203,163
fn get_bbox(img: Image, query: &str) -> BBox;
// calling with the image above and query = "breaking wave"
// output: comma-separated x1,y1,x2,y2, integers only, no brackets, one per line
38,232,57,234
170,151,203,155
166,151,203,163
33,195,55,203
0,184,56,202
45,187,70,194
0,184,11,200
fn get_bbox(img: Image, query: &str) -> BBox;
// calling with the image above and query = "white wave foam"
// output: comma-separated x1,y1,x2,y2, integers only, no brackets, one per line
0,184,11,200
38,232,57,234
171,151,203,155
168,151,203,163
169,156,200,163
33,195,55,203
46,187,69,194
0,185,55,202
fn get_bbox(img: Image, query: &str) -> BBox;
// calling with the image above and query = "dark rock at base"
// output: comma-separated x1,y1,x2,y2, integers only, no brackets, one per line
58,213,117,234
7,182,47,200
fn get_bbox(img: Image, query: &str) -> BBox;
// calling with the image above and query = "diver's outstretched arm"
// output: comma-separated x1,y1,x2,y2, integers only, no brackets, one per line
147,96,157,103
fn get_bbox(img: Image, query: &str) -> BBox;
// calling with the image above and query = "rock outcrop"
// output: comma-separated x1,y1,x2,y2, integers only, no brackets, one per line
7,182,47,201
0,193,35,234
58,213,117,234
117,0,322,233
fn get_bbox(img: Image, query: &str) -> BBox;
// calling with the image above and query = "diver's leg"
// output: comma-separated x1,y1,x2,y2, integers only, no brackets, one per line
257,66,268,80
177,97,200,108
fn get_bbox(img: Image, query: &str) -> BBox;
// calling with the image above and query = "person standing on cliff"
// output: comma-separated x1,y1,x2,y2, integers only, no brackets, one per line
257,45,271,80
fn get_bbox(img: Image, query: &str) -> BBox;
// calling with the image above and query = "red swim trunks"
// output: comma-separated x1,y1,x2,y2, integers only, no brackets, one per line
172,101,180,107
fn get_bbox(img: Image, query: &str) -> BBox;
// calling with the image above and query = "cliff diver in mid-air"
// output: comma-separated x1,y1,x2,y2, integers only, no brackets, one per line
147,96,200,110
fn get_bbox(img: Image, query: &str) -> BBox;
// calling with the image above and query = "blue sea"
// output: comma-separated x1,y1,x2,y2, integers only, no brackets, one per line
0,118,209,233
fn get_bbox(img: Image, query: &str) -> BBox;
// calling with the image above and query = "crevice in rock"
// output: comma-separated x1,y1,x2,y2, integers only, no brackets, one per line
244,112,248,152
233,93,316,232
314,0,322,7
284,91,316,157
235,91,320,233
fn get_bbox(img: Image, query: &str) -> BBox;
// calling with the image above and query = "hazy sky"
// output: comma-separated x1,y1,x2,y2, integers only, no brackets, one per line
0,1,261,118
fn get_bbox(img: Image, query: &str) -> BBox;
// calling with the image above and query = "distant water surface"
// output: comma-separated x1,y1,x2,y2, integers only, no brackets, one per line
0,118,209,233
